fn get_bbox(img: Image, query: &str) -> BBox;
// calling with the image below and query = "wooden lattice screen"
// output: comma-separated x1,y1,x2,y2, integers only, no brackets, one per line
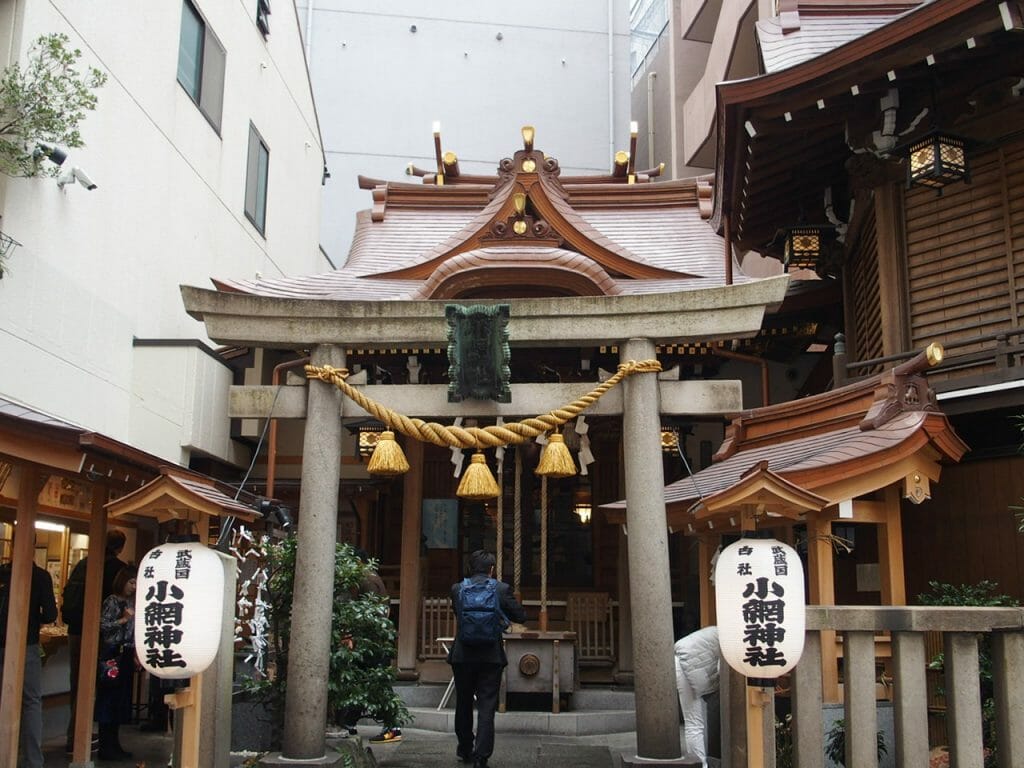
566,592,615,666
419,596,456,659
905,136,1024,381
847,205,884,369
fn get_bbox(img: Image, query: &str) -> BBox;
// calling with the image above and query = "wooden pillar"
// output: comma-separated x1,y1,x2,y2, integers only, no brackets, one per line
877,485,906,605
71,483,109,767
698,535,716,627
0,467,43,768
396,438,424,680
806,513,839,703
874,181,910,356
613,525,634,685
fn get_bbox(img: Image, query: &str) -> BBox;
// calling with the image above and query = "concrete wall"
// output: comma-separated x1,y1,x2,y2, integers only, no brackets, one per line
631,0,765,179
0,0,324,465
300,0,632,263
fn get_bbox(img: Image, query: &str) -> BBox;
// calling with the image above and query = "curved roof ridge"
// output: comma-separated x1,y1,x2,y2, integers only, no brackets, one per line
409,246,622,299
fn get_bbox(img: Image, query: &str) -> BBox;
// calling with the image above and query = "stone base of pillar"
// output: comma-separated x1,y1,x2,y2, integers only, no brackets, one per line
613,671,635,686
620,756,702,767
396,668,420,681
260,749,347,767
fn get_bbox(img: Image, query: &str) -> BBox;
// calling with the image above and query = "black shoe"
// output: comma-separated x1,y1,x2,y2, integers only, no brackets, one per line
457,745,473,763
472,758,488,768
369,727,402,743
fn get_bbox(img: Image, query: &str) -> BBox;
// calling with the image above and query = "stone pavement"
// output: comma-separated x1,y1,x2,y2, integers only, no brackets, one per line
41,722,698,767
363,726,674,768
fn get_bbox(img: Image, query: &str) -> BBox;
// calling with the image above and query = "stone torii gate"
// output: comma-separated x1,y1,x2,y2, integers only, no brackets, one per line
181,276,789,766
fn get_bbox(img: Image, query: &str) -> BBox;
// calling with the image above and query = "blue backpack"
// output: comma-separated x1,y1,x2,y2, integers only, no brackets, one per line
457,577,508,646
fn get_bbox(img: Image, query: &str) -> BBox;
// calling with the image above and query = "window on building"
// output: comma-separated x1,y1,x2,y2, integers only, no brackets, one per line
177,0,225,132
245,124,269,235
256,0,270,37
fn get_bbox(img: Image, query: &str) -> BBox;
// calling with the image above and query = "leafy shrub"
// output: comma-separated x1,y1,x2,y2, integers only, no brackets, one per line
824,718,887,768
239,538,409,746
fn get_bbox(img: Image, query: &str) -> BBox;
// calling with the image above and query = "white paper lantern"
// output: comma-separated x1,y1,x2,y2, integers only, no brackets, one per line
135,542,225,678
714,537,805,678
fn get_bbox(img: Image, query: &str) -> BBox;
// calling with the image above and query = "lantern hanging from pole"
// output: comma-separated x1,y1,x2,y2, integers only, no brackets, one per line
714,537,805,679
135,541,225,679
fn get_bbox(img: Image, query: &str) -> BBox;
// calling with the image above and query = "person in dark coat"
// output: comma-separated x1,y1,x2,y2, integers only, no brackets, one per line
62,527,128,752
447,549,526,768
0,536,59,768
95,564,137,760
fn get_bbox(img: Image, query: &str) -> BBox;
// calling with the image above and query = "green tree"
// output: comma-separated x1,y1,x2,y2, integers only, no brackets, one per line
241,537,409,747
0,32,106,178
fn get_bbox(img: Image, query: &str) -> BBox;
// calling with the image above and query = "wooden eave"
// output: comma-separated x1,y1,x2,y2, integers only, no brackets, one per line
711,0,1015,249
0,415,85,474
0,410,165,487
713,370,885,460
688,460,829,521
105,467,259,523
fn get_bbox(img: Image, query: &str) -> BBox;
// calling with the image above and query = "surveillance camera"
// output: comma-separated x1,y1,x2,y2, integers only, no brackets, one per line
57,166,98,191
72,167,97,190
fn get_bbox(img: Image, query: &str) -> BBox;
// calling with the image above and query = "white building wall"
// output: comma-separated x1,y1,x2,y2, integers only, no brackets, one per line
0,0,325,465
301,0,632,263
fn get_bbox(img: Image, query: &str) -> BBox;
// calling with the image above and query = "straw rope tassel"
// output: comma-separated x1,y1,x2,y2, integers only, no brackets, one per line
305,359,662,452
366,430,409,475
535,432,576,478
539,475,549,631
456,452,500,500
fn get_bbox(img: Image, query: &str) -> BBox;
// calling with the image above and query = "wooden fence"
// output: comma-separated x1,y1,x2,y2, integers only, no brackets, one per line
720,606,1024,768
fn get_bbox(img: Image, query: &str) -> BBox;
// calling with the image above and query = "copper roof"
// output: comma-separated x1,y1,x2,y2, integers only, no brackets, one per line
604,347,968,524
756,3,921,73
105,466,259,522
214,138,749,301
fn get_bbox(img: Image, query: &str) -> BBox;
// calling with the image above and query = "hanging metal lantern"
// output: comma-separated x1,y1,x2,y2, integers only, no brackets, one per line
906,130,969,191
783,225,834,273
714,537,805,678
135,541,225,679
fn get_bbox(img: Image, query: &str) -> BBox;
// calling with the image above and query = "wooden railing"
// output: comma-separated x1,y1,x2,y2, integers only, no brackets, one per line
720,606,1024,768
832,330,1024,391
417,593,619,666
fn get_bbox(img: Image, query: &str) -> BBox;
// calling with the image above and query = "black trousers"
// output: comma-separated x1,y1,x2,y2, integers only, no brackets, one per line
452,661,503,760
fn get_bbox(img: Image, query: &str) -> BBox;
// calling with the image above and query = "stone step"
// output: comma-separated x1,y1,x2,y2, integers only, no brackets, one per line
395,683,636,712
407,706,636,736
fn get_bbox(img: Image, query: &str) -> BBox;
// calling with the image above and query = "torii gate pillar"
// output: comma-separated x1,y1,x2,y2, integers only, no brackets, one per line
620,338,688,764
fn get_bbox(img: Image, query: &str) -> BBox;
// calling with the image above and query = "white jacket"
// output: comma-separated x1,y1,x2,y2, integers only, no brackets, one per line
674,626,720,697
